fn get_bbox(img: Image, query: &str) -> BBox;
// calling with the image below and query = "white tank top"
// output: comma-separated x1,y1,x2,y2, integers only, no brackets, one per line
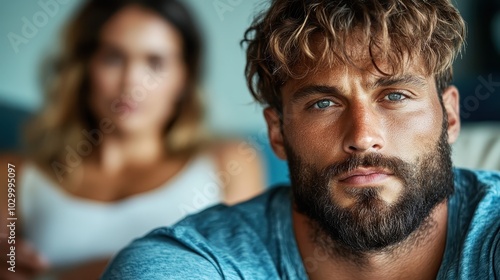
19,155,223,268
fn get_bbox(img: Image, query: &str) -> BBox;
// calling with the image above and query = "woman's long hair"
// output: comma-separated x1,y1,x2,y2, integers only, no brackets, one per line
26,0,206,171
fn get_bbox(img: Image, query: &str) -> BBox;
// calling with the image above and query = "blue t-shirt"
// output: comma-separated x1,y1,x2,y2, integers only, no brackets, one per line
102,168,500,279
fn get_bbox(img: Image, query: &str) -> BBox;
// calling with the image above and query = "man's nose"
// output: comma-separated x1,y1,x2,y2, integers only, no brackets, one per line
342,104,385,154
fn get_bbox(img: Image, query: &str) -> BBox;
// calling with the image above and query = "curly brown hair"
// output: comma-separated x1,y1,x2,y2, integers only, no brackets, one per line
243,0,466,112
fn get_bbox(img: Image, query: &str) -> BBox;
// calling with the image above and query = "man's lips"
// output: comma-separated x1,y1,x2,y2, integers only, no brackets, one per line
337,168,393,185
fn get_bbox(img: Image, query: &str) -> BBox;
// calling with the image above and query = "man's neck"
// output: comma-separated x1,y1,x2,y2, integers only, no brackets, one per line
292,201,448,280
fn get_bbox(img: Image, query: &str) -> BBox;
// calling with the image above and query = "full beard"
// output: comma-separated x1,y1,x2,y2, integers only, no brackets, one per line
287,125,454,261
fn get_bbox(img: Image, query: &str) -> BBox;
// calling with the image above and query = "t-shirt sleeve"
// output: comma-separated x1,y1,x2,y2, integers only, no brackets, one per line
494,234,500,279
101,233,222,280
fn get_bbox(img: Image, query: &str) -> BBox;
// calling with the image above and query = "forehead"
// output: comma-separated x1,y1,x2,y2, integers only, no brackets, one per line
282,30,432,90
99,5,181,54
282,38,433,96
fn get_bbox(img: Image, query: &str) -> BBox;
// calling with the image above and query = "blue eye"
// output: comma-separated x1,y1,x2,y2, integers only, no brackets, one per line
313,99,334,109
385,92,406,101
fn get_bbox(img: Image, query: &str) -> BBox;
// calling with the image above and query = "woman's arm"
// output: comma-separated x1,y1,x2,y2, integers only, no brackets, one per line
0,154,50,280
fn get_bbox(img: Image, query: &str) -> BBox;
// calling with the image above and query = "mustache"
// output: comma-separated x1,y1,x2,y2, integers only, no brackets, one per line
323,153,414,181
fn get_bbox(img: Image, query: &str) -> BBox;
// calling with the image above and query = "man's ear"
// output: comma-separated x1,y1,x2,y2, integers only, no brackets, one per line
442,85,461,144
264,107,287,160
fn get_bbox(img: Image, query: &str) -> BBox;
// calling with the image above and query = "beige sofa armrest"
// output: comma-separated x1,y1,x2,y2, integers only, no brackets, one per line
452,122,500,171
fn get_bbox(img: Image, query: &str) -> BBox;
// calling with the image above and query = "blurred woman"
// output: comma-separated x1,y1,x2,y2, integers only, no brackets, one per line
0,0,264,278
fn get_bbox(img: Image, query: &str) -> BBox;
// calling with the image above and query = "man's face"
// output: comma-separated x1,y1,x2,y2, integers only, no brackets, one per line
265,55,460,253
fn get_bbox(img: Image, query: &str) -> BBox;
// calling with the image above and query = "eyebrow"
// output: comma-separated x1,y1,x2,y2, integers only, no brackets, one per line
290,74,428,102
291,85,342,103
371,74,428,89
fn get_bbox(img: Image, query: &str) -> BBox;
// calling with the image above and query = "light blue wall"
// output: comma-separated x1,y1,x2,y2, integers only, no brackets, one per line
183,0,268,134
0,0,267,134
0,0,82,110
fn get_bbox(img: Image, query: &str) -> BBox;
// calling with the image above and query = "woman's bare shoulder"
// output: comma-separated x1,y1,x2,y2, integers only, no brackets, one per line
208,139,265,204
207,138,261,160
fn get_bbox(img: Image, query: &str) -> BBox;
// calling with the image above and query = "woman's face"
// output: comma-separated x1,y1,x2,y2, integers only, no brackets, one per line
89,5,187,135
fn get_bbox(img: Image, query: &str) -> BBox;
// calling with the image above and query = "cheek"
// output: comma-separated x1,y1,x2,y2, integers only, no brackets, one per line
90,64,121,99
284,118,337,166
284,106,444,166
141,69,186,118
88,62,123,120
385,107,443,159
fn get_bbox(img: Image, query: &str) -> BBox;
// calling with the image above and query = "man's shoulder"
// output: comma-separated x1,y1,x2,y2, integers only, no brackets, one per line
451,167,499,228
453,167,500,196
176,185,291,234
102,186,292,279
443,168,500,279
